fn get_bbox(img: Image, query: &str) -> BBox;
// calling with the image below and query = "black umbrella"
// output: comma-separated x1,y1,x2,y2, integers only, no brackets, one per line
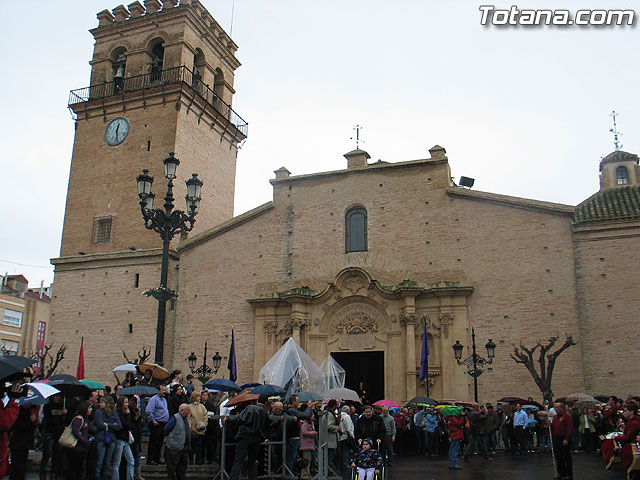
593,394,611,403
405,396,438,406
0,355,36,381
47,374,91,397
117,385,160,397
252,384,286,396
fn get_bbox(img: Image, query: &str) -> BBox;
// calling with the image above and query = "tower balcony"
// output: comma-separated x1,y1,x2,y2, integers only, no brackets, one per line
68,65,248,139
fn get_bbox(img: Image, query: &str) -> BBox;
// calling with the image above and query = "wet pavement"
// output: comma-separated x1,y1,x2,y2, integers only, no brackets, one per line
385,451,622,480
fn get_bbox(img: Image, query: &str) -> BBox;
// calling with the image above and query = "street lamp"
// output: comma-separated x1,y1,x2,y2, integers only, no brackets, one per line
452,328,496,402
136,152,203,365
187,342,222,383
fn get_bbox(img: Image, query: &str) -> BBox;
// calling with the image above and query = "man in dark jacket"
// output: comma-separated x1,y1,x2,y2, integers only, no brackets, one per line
223,394,270,480
484,404,499,454
40,393,65,480
355,405,386,446
463,406,491,461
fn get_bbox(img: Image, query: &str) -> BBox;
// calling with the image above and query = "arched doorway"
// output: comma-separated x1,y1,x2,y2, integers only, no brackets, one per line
332,351,384,404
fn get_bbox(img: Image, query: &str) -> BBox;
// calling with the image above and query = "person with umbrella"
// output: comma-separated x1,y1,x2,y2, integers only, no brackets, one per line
0,383,21,480
9,400,38,480
223,394,270,480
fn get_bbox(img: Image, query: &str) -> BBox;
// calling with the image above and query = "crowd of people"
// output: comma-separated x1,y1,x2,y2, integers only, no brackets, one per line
0,365,639,480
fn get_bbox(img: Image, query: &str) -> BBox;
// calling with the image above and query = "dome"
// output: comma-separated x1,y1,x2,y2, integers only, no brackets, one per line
600,150,639,166
574,185,640,224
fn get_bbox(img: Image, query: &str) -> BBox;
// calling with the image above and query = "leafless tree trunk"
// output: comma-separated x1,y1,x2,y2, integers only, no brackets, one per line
31,343,67,380
122,346,151,365
511,335,577,405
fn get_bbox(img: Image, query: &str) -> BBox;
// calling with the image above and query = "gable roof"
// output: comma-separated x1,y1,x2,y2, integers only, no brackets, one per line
574,185,640,224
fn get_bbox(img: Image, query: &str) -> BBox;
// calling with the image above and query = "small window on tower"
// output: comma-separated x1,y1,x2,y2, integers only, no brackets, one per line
92,216,113,243
616,166,629,185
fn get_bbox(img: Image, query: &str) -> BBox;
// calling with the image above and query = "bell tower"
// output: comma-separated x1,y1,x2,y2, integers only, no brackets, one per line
60,0,247,257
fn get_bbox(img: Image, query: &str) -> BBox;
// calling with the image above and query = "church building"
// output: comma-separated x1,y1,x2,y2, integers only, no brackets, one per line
50,1,640,403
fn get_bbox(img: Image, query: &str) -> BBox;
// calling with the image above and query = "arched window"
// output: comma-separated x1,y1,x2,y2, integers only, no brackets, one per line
149,40,164,81
111,47,127,93
192,48,205,91
617,166,629,185
345,207,367,252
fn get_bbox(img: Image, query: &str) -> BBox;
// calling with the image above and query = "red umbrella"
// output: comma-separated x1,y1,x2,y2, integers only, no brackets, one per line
373,399,400,408
226,393,259,408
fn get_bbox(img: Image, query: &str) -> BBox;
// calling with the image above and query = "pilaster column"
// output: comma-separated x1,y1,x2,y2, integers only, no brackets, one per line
401,315,417,399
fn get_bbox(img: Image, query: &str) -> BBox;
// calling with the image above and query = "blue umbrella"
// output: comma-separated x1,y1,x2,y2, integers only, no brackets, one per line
203,378,241,392
252,384,285,396
240,382,261,390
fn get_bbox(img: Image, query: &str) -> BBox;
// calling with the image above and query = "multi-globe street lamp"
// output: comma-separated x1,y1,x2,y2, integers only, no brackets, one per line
452,328,496,403
136,152,203,365
187,342,222,383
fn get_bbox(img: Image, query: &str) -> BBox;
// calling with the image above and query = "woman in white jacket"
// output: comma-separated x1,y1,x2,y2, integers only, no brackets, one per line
338,405,355,474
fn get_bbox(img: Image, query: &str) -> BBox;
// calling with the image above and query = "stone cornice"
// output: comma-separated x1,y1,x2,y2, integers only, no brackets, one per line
247,273,473,306
269,157,449,186
446,187,574,215
51,248,177,269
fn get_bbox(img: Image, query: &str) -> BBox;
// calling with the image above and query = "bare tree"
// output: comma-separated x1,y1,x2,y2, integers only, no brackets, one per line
31,343,67,380
511,335,577,405
122,346,151,365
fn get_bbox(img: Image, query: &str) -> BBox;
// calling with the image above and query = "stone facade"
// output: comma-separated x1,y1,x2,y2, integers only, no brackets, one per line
50,2,640,403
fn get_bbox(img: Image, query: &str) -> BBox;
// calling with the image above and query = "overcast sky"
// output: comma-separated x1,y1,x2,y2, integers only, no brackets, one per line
1,0,637,287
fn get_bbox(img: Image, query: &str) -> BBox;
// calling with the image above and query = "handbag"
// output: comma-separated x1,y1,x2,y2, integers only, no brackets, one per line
59,416,83,448
104,425,111,445
128,431,135,445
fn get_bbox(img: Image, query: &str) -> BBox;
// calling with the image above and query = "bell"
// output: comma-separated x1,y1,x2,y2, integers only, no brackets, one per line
114,65,125,79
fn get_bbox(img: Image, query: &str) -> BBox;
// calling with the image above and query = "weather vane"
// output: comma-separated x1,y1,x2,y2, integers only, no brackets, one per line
609,110,623,151
350,124,364,149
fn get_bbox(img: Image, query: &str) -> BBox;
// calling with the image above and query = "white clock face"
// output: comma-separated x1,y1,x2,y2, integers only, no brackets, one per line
105,117,130,146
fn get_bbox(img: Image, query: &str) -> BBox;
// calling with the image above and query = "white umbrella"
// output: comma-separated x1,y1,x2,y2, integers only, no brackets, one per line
21,382,61,401
323,387,361,403
112,363,137,374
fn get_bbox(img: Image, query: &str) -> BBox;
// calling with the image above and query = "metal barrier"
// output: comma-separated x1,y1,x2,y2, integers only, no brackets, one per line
211,411,342,480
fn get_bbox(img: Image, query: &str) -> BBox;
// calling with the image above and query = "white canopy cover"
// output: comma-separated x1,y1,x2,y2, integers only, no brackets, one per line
320,355,346,391
258,337,325,394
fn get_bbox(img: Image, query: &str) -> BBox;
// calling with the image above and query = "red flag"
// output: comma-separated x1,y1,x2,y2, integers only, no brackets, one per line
76,337,85,379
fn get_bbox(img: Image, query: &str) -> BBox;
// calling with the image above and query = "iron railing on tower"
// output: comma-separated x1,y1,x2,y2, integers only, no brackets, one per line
68,65,248,137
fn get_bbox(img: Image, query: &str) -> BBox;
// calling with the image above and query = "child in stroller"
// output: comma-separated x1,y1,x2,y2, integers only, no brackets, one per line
350,437,384,480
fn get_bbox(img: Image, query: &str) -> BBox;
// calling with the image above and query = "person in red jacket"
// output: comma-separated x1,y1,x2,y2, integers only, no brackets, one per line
448,412,466,470
599,401,640,473
0,383,22,480
552,402,574,480
603,402,640,445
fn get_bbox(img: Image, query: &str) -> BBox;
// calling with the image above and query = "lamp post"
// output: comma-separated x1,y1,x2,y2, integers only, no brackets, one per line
187,342,222,383
136,152,203,365
452,328,496,402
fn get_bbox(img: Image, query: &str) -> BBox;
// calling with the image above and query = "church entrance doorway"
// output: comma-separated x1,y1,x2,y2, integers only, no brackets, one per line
332,351,384,405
